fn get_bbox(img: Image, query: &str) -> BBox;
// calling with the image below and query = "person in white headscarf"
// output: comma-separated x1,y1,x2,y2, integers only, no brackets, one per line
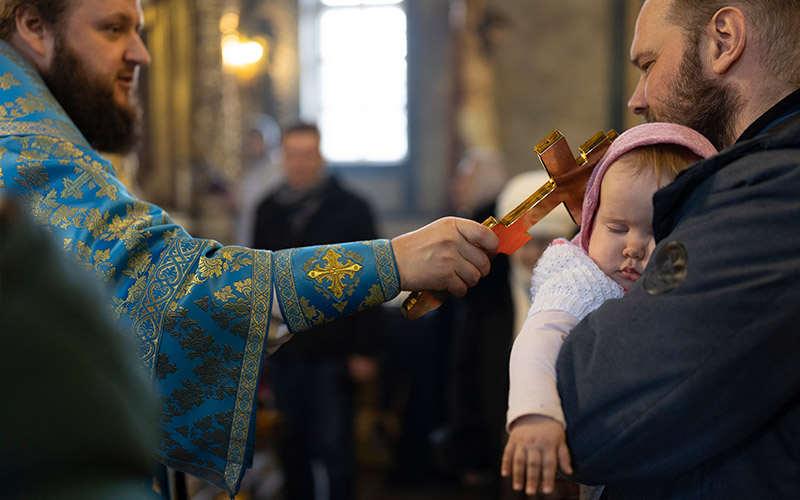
496,171,578,338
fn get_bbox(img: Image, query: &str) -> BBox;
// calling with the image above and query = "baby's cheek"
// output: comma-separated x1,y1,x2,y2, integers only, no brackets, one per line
644,239,657,264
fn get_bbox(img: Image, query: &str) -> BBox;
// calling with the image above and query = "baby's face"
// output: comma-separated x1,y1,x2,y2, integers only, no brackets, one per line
587,157,661,290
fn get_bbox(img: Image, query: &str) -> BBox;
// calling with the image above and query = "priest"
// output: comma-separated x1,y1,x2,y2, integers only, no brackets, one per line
0,0,498,495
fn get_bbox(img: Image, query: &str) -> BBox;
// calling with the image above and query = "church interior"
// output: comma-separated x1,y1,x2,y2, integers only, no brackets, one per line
117,0,645,499
128,0,642,243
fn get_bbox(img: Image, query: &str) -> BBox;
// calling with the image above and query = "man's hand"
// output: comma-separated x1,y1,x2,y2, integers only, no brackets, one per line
391,217,498,296
502,414,573,496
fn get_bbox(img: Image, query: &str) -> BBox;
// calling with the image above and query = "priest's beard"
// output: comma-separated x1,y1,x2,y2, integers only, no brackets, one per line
646,43,741,150
41,36,142,154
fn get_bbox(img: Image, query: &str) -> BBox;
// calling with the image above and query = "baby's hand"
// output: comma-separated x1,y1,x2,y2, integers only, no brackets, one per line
501,414,573,496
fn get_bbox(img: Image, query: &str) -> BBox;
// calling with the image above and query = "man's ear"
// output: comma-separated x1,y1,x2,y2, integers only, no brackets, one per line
705,6,746,75
10,5,56,67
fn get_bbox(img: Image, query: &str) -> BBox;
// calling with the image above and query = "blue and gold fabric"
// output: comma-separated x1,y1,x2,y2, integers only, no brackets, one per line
0,41,400,495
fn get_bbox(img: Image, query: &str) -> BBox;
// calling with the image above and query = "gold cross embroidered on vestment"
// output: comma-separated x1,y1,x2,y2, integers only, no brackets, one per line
307,248,362,299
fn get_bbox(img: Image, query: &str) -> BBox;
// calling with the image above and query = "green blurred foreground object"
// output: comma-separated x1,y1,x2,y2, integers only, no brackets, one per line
0,197,160,500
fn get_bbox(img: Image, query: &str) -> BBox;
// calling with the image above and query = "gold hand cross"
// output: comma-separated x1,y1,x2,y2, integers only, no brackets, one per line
402,129,618,319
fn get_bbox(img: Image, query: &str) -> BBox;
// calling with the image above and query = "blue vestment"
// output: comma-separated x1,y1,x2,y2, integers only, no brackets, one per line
0,41,400,495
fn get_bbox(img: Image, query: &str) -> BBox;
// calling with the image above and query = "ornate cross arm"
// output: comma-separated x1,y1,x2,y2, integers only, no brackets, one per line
401,129,618,320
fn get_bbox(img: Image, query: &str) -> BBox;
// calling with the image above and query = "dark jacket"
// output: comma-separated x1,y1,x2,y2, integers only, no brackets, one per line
557,89,800,499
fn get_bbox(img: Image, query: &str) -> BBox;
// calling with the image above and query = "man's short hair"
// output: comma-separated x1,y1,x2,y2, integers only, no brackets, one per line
281,122,321,142
667,0,800,86
0,0,72,41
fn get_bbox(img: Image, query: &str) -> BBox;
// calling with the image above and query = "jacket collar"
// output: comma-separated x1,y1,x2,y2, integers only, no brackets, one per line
738,87,800,143
652,103,800,241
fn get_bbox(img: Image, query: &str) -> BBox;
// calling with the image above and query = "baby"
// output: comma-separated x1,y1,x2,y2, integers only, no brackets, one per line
502,123,717,499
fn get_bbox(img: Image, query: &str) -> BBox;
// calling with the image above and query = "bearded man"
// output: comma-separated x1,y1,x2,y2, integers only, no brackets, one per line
510,1,800,499
0,0,498,496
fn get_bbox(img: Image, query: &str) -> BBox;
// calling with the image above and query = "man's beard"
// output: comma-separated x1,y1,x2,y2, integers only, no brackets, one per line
41,36,142,154
646,43,741,150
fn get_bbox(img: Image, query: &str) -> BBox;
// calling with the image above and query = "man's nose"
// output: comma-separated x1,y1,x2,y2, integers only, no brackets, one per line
628,75,648,116
126,34,152,67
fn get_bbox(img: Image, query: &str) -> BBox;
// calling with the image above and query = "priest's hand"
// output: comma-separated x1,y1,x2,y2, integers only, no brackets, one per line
391,216,498,296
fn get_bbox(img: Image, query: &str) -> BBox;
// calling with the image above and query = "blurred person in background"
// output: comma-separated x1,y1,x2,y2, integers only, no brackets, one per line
495,170,578,337
433,147,512,495
233,114,283,247
252,122,384,500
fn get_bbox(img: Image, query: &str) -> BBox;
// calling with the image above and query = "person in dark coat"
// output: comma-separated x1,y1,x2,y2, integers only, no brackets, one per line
551,1,800,498
253,122,384,500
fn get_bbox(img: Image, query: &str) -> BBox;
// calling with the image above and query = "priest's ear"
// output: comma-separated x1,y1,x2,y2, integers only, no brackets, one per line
10,5,57,71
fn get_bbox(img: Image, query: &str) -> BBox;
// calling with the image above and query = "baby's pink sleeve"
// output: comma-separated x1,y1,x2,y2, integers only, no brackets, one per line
507,310,579,430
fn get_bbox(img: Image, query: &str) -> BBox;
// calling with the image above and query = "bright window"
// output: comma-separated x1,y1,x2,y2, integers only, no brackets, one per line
300,0,408,164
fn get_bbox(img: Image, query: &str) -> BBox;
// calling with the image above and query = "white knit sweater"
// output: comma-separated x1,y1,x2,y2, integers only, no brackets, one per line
507,240,624,429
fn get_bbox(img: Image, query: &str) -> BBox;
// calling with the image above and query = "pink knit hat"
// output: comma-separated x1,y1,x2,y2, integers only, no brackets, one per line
572,122,717,252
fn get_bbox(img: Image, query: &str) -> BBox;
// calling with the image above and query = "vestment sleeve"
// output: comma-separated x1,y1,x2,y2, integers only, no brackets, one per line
556,156,800,484
273,240,399,334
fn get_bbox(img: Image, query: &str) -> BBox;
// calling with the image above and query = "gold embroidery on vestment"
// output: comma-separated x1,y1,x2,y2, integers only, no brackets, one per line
306,247,363,300
299,295,330,324
214,286,237,302
14,93,47,117
0,72,20,90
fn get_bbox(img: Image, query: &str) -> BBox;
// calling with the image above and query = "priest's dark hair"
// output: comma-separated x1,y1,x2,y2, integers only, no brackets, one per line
0,0,72,41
